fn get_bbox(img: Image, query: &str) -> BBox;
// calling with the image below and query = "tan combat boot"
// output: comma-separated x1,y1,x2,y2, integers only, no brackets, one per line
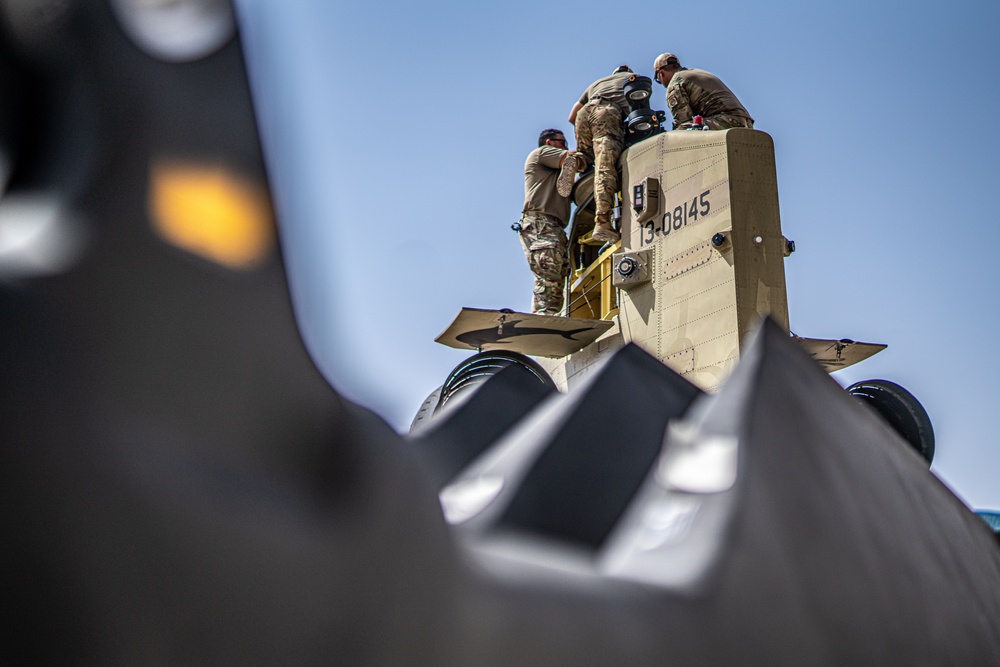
591,219,619,244
556,153,582,198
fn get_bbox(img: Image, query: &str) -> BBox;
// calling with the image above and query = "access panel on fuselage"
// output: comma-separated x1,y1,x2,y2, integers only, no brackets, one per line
617,129,788,391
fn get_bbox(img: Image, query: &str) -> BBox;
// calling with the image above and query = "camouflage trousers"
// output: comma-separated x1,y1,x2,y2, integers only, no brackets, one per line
574,101,624,225
703,113,754,130
518,213,569,315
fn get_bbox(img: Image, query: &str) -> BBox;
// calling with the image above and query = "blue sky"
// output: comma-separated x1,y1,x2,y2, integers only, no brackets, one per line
237,0,1000,510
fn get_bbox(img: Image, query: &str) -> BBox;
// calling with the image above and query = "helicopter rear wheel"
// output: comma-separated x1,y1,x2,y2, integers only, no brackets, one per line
847,379,935,465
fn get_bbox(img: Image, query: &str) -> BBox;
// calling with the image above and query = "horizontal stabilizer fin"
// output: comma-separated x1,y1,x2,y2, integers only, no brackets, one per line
436,308,613,358
794,336,886,372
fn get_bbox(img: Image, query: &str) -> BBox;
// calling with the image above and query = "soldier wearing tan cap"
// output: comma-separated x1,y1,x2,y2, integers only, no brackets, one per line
653,53,754,130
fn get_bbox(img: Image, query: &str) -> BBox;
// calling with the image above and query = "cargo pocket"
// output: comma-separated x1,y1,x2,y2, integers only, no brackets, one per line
529,245,564,282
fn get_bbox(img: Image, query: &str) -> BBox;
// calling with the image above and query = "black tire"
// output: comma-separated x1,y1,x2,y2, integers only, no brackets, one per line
847,379,935,464
409,385,443,434
438,351,555,412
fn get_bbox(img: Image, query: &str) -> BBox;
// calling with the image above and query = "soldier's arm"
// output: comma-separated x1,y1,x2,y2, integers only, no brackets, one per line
667,79,693,129
539,145,570,169
569,84,592,124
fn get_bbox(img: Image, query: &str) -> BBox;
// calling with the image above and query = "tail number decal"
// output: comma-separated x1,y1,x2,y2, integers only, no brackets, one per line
641,190,711,246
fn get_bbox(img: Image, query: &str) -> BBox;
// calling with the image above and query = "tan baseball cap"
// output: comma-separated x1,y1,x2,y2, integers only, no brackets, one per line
653,53,679,71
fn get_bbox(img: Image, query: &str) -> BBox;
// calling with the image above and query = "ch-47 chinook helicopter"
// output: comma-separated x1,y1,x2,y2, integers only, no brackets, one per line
417,74,934,465
6,5,996,660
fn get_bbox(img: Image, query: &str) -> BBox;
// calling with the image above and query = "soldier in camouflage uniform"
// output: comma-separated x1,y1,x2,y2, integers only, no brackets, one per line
653,53,754,130
518,129,581,316
567,66,634,245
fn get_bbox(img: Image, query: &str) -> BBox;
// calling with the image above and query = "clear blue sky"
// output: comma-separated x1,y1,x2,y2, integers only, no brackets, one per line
236,0,1000,510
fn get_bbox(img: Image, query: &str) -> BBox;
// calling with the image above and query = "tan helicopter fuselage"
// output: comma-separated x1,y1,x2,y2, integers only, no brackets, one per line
540,128,793,392
434,128,884,397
